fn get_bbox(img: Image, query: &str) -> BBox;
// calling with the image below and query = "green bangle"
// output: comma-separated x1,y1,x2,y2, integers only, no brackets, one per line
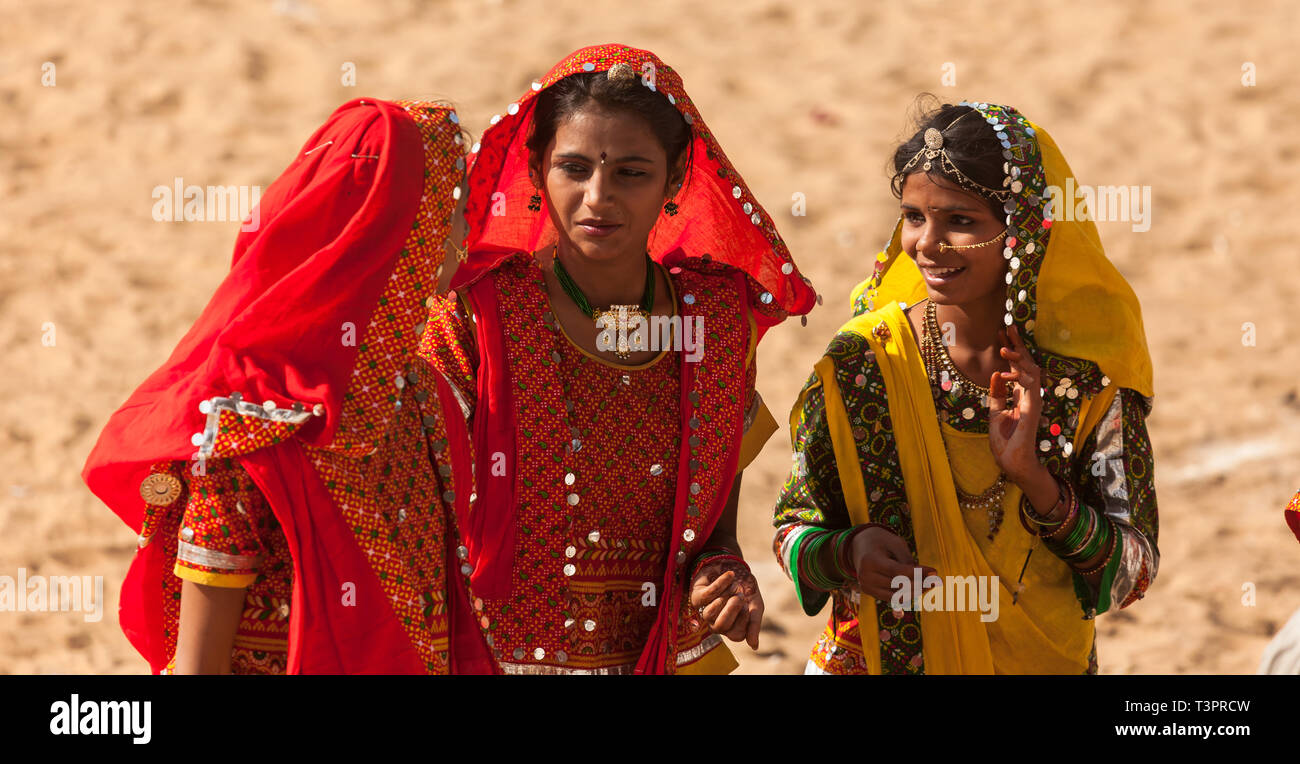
1059,505,1105,563
1061,508,1091,556
1083,515,1108,559
811,528,857,591
830,528,855,580
1081,507,1107,558
1058,502,1093,552
800,532,838,592
1074,513,1111,562
1076,520,1119,575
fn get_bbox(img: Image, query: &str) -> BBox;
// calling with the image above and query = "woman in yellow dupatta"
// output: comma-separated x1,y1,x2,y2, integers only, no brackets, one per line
774,100,1159,674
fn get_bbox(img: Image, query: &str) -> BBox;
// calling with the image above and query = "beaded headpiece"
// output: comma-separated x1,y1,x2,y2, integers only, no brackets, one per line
900,110,1014,202
606,62,635,84
457,43,816,321
863,102,1050,331
856,101,1133,469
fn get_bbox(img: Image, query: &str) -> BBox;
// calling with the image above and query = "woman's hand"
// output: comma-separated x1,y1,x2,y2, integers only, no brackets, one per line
689,558,763,650
849,526,937,603
988,324,1045,485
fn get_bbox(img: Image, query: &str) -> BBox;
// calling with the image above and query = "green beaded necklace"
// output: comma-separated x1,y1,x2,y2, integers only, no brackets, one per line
551,246,656,359
552,246,655,318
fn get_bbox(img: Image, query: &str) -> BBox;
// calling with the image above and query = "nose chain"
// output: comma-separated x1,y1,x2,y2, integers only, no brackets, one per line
937,228,1008,253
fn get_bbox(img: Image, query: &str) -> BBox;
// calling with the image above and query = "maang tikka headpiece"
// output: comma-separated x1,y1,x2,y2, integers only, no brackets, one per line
902,110,1014,202
606,62,635,84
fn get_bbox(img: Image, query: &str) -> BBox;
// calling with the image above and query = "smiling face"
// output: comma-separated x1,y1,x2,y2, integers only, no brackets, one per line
533,106,681,263
900,172,1008,307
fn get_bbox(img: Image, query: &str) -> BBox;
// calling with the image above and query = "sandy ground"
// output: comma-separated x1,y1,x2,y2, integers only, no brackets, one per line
2,0,1297,674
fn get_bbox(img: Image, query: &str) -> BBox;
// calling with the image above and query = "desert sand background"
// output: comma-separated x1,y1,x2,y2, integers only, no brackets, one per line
2,0,1297,674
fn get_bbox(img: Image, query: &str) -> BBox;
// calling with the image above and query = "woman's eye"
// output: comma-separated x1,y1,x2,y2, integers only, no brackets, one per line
950,215,974,226
560,163,589,175
904,211,925,224
619,168,647,178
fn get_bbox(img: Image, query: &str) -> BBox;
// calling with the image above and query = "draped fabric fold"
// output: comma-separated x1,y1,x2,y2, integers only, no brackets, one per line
841,306,1098,673
82,98,475,673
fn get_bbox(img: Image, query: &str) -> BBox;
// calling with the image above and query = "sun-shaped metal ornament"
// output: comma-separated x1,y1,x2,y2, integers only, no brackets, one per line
924,127,944,150
921,127,944,171
139,472,183,506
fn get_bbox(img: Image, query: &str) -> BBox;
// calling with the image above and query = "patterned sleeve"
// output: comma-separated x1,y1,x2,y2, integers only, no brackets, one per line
419,289,479,420
1073,386,1160,615
773,369,853,616
173,457,278,589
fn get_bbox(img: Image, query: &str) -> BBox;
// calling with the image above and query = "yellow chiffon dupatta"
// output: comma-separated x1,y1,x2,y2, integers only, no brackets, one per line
816,304,1116,674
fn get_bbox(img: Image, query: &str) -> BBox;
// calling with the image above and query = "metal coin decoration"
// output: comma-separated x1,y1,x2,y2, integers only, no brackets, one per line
139,472,183,506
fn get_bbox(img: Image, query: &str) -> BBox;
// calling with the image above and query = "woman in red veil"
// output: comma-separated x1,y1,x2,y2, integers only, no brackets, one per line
81,98,487,674
421,44,815,674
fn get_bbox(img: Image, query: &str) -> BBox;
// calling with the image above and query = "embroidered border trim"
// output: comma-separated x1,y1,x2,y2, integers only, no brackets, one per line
177,540,264,571
495,634,722,673
498,661,636,675
675,632,723,666
193,395,317,461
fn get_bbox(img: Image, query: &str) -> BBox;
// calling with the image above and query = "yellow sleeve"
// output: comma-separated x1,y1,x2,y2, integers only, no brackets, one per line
737,399,777,473
736,306,775,473
173,566,259,588
676,640,740,675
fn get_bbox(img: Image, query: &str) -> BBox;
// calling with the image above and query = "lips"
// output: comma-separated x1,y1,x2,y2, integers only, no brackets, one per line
577,220,622,238
920,265,966,285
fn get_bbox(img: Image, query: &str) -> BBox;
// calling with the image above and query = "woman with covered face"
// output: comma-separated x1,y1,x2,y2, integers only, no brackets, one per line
83,99,476,674
422,44,814,674
774,99,1159,674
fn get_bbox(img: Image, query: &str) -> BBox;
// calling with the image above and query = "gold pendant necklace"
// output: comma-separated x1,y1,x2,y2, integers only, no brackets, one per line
552,246,655,361
920,300,1006,540
955,473,1006,541
592,305,649,360
921,300,992,400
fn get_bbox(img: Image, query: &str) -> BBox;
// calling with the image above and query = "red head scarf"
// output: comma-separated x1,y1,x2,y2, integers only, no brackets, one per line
445,44,810,674
453,43,816,330
82,98,471,672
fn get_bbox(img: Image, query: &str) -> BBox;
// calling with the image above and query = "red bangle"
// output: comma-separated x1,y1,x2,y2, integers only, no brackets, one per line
837,523,887,580
689,551,747,582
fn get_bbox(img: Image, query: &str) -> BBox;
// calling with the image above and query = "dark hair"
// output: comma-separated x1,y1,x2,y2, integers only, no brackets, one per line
525,70,693,186
890,96,1006,218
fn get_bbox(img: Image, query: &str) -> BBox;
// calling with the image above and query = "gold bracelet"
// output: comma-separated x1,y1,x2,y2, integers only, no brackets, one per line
1019,495,1064,529
1021,477,1072,534
1042,479,1079,540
